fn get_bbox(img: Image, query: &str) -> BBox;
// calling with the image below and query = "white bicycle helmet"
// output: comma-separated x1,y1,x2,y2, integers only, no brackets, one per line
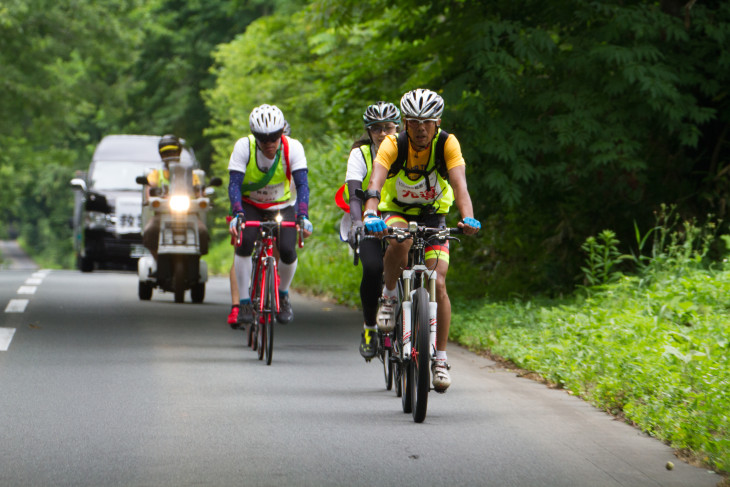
400,89,444,120
249,104,286,138
363,101,400,127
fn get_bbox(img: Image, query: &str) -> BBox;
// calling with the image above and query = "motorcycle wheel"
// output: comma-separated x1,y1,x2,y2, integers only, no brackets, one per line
138,282,153,301
190,283,205,303
173,258,185,303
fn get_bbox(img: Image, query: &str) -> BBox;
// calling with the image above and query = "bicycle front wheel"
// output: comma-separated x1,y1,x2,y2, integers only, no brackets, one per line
264,259,276,365
410,287,431,423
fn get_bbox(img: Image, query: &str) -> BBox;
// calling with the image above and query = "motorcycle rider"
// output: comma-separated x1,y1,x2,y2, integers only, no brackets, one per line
142,134,210,260
228,106,312,326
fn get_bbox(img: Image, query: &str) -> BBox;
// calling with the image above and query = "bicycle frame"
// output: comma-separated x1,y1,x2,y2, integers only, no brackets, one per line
235,215,301,364
392,222,453,361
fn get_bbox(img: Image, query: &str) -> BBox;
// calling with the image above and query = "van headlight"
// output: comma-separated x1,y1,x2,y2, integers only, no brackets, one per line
169,195,190,213
85,211,112,229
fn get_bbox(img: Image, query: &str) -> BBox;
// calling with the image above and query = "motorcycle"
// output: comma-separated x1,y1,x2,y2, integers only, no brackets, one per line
135,164,221,303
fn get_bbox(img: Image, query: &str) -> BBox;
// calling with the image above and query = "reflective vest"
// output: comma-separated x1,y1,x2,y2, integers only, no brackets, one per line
334,144,373,213
379,129,454,215
241,134,292,209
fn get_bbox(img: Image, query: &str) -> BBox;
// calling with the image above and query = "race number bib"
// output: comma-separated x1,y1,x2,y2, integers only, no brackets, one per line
394,174,441,204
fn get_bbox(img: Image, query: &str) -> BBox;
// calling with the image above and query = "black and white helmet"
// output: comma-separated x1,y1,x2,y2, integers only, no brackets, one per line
400,89,444,120
363,101,400,127
249,104,286,139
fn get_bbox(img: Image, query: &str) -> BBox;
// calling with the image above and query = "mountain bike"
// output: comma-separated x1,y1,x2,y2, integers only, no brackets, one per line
235,214,302,365
385,222,462,423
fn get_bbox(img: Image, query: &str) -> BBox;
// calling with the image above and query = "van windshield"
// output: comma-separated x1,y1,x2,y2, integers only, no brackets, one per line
90,161,162,191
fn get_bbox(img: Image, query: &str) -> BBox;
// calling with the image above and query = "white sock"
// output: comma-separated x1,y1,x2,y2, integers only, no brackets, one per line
234,254,252,300
278,259,297,293
435,351,447,362
364,324,377,331
383,285,397,299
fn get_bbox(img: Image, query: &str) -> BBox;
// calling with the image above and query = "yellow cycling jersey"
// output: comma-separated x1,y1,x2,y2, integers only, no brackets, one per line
374,132,465,174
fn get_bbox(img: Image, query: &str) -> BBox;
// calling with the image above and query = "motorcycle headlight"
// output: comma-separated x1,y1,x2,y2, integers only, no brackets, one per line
169,195,191,213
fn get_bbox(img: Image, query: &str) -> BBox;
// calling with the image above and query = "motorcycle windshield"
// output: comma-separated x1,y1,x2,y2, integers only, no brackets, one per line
169,163,193,198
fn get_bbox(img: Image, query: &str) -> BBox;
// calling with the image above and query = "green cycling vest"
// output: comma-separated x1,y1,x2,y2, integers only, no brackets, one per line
343,144,374,202
242,134,292,206
379,129,455,215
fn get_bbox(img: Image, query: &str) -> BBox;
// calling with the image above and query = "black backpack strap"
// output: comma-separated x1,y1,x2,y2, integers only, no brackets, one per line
434,129,449,181
388,130,450,181
387,131,409,178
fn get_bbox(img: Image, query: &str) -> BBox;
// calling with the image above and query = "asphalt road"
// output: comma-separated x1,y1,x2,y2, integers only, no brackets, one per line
0,252,722,486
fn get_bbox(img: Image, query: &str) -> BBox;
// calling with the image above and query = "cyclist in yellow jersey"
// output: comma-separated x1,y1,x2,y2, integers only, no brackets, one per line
362,89,481,392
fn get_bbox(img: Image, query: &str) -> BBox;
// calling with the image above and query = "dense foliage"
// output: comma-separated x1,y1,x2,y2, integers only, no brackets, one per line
205,0,730,297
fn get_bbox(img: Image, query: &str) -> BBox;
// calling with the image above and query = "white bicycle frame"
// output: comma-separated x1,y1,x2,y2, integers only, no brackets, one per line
400,262,439,362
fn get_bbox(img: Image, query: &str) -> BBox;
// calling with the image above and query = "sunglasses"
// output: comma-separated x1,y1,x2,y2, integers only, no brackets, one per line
368,124,398,134
405,118,438,127
253,130,284,143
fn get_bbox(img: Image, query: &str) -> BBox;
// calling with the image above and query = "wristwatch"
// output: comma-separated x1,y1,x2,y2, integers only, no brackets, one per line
363,210,378,218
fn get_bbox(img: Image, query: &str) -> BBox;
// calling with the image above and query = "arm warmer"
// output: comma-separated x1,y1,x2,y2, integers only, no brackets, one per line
347,180,363,222
229,170,244,214
293,168,309,218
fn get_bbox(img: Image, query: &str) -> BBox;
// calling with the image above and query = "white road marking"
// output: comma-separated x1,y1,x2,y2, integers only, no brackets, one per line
17,286,37,295
0,327,16,351
5,299,29,313
25,278,43,285
32,271,49,278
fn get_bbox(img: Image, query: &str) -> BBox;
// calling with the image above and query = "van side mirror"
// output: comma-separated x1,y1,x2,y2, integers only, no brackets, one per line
208,176,223,187
136,175,149,186
70,178,87,193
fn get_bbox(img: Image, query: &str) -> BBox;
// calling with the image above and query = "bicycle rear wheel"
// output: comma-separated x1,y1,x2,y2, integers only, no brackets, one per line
393,324,403,398
264,259,276,365
381,332,393,391
410,287,431,423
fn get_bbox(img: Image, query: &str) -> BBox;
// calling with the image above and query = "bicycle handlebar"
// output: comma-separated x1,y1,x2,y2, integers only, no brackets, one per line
383,225,463,242
234,217,303,248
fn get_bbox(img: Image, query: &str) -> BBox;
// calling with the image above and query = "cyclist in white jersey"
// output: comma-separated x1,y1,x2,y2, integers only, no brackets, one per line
228,105,312,326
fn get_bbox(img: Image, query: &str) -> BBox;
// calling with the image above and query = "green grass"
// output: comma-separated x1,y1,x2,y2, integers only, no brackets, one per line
450,267,730,473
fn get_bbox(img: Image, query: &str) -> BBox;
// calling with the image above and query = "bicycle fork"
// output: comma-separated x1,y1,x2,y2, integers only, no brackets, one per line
400,268,438,360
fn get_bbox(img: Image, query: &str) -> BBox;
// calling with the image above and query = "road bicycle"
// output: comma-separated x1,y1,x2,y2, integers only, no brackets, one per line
385,222,462,423
235,214,302,365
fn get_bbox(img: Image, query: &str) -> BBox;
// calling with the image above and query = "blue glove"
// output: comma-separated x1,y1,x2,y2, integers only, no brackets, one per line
298,215,314,233
461,217,481,230
230,213,244,231
364,215,387,233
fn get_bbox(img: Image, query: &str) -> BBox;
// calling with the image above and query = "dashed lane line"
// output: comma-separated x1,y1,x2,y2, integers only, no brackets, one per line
0,327,16,351
2,270,49,351
5,299,29,313
17,286,37,295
